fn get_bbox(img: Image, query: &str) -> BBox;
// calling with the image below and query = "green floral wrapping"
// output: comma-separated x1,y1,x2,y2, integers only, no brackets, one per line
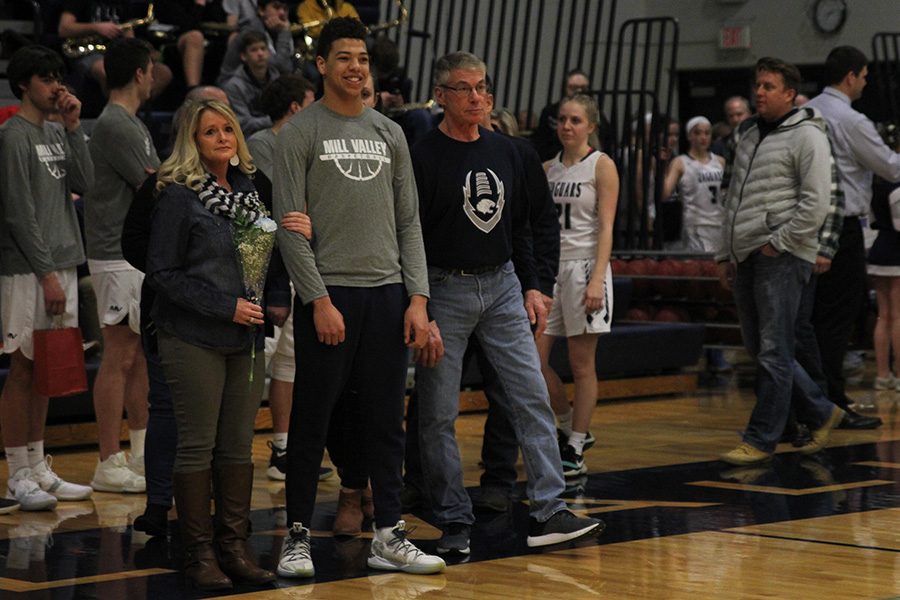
233,216,277,305
233,215,276,384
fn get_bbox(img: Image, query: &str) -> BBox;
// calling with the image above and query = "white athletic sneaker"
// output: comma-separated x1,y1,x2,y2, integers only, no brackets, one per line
90,451,146,493
6,468,57,511
277,522,315,578
30,455,93,501
127,453,145,477
367,521,446,574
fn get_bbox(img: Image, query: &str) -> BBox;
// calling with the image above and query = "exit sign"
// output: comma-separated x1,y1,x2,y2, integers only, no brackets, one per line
719,25,751,49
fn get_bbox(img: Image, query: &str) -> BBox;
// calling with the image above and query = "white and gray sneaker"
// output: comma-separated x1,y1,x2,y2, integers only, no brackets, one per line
277,522,315,578
127,453,145,477
6,468,57,511
31,455,93,501
368,521,446,574
90,451,146,493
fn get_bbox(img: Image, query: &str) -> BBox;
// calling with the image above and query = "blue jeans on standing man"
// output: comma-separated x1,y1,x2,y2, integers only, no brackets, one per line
416,261,566,526
733,251,836,453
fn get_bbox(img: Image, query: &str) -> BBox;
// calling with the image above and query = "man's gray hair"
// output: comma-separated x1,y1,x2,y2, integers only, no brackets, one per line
724,95,750,112
433,52,487,86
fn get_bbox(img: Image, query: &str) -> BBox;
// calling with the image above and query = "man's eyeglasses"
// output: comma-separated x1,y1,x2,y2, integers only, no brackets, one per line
439,83,488,97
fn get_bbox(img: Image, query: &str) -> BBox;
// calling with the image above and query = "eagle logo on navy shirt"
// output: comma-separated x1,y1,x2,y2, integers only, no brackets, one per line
462,169,505,233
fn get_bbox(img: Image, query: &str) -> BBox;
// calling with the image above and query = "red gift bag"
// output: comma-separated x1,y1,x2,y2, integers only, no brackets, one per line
32,326,88,397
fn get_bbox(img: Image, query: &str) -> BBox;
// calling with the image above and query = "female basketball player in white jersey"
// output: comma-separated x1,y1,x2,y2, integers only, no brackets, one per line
661,116,725,253
661,116,730,372
537,94,619,477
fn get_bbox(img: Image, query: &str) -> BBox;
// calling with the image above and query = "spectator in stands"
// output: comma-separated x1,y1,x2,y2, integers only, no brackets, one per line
490,107,518,136
272,17,443,578
410,51,603,555
222,30,280,136
716,57,844,465
370,35,434,145
361,72,377,108
146,99,279,590
248,75,315,176
531,68,590,161
711,95,751,194
219,0,295,84
83,38,158,495
806,45,900,429
712,96,751,156
155,0,223,88
58,0,173,98
0,45,95,511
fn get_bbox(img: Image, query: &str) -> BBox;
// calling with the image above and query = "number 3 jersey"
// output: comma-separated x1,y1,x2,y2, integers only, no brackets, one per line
678,152,724,229
546,149,604,261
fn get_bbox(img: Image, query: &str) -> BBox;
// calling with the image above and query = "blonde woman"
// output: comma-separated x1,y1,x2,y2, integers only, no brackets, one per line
537,94,619,477
146,100,277,591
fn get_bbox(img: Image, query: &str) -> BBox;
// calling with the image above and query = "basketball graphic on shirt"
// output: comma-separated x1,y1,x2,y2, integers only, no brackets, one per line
36,142,67,180
319,138,392,182
462,169,505,233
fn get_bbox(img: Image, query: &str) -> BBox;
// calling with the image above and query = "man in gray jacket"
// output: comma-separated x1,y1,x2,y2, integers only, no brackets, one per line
716,57,845,465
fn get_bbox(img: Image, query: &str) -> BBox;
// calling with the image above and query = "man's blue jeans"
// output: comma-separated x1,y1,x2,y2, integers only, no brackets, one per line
416,262,567,526
733,252,835,453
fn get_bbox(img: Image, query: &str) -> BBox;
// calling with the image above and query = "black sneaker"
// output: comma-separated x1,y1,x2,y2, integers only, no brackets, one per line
526,510,604,547
133,503,170,537
267,441,333,481
472,487,509,512
267,441,287,481
0,497,19,515
560,445,587,477
436,523,471,555
557,429,595,452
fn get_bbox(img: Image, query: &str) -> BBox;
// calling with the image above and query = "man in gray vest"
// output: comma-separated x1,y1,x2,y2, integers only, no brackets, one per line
717,57,844,465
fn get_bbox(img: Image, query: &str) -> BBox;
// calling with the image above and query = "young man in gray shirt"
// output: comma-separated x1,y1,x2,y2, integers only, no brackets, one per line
84,38,159,495
0,45,95,511
272,17,443,578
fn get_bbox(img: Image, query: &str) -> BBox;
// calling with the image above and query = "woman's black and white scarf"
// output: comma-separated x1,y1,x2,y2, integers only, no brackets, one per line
197,172,266,224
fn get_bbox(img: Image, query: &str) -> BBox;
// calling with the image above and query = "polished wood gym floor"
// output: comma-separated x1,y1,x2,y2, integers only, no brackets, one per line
0,364,898,599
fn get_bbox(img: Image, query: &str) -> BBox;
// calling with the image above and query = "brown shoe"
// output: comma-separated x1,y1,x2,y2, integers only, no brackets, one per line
333,489,364,537
800,406,846,455
361,486,374,521
719,443,772,466
173,470,232,591
213,464,276,585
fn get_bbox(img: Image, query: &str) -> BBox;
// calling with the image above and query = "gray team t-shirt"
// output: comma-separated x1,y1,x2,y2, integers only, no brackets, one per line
273,101,428,304
0,115,92,276
85,103,160,261
247,127,276,179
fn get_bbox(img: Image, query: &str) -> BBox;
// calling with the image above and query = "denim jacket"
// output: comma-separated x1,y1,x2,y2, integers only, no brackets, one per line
146,169,283,353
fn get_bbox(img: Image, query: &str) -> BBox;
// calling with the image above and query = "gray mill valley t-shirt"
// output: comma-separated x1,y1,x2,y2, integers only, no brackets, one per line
85,102,160,261
272,101,428,304
0,115,93,276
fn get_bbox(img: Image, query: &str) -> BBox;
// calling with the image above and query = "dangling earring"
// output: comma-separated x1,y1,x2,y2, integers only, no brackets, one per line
229,155,240,167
